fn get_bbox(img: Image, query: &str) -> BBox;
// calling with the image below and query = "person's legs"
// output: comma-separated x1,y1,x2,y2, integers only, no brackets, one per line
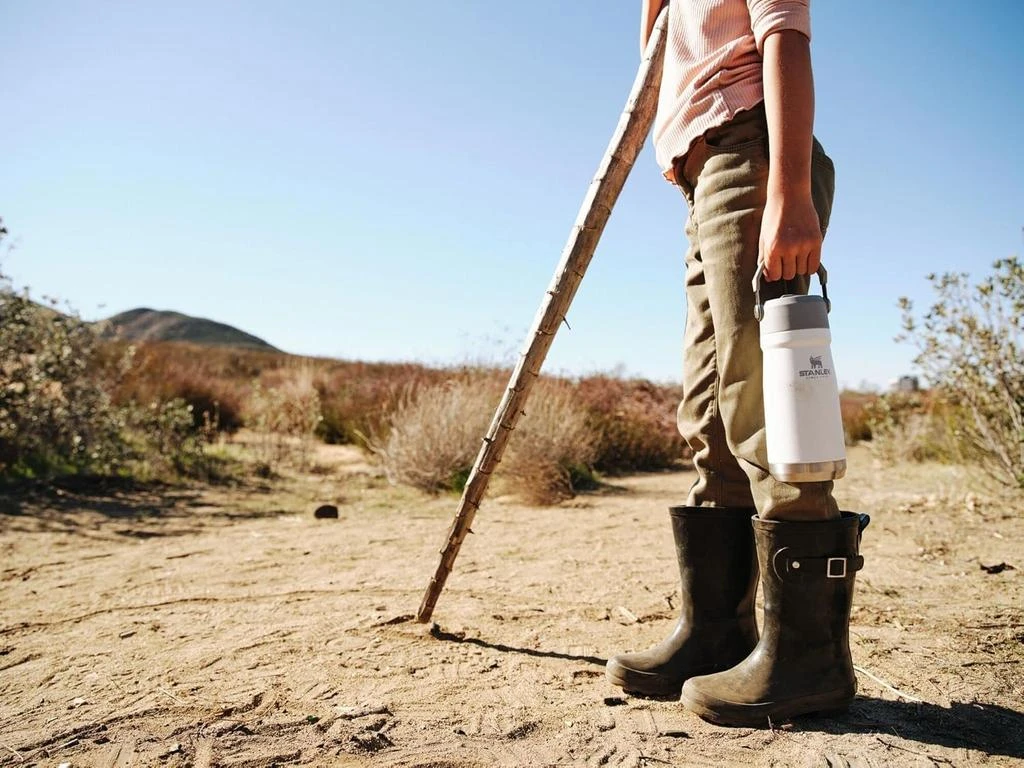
681,104,838,522
609,105,847,705
675,185,757,510
677,105,868,726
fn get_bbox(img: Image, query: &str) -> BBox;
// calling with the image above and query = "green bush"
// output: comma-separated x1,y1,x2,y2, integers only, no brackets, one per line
124,398,211,478
0,220,211,480
0,288,128,476
898,258,1024,487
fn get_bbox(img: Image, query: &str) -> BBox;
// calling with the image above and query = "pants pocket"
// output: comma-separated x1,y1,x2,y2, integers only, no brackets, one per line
703,108,768,156
811,139,836,236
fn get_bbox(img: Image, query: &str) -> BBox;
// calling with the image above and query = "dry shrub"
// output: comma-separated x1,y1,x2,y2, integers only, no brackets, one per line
112,344,447,447
576,376,688,472
247,365,323,471
313,362,446,446
498,380,599,504
379,374,599,504
840,391,876,445
864,391,966,464
378,374,502,493
112,343,246,434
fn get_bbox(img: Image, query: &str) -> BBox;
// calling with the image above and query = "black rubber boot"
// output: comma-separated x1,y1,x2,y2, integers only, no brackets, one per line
681,512,869,726
605,506,759,697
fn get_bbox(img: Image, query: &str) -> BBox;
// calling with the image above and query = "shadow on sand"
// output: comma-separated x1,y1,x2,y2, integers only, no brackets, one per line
0,475,285,537
794,696,1024,762
428,626,1024,761
429,624,607,666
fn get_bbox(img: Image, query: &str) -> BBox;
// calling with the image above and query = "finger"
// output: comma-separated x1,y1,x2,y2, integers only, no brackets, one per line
765,250,781,282
760,240,775,281
782,251,796,281
795,249,809,277
808,243,822,275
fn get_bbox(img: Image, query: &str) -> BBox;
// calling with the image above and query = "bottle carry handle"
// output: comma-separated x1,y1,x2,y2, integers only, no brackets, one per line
753,262,830,321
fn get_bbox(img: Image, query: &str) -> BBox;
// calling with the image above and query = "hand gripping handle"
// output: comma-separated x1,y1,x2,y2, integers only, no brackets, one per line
753,263,830,321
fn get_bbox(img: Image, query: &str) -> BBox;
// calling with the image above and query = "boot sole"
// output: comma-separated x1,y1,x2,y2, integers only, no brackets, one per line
680,682,855,727
605,659,683,698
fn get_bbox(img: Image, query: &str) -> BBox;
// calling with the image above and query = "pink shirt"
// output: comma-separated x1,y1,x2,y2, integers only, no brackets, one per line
653,0,811,176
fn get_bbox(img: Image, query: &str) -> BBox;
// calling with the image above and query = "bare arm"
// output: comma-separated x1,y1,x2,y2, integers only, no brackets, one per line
640,0,665,55
759,29,821,282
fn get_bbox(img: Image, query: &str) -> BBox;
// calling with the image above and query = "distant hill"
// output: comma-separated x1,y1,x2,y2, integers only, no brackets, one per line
96,308,279,352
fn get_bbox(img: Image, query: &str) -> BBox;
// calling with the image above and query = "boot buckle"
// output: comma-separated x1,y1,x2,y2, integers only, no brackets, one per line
826,557,847,578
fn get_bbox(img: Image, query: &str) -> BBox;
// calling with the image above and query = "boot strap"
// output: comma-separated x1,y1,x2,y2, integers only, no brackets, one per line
773,548,864,582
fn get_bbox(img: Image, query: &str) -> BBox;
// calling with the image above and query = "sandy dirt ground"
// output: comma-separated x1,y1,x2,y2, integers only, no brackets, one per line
1,444,1022,767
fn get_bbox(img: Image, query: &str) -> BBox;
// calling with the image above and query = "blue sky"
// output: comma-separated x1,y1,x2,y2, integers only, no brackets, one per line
2,1,1022,388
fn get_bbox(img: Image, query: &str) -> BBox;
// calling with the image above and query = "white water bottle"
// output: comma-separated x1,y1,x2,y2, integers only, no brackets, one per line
754,266,846,482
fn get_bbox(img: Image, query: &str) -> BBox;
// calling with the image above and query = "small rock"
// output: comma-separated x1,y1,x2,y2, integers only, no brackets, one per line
980,562,1015,574
504,721,539,740
336,704,390,720
118,630,136,639
314,505,339,519
597,713,615,731
351,731,392,752
615,606,639,625
603,696,627,707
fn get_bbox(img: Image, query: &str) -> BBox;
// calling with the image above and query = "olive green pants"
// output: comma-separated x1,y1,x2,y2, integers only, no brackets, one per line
673,103,839,521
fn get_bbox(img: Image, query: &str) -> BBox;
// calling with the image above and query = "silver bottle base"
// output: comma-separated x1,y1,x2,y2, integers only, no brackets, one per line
770,459,847,483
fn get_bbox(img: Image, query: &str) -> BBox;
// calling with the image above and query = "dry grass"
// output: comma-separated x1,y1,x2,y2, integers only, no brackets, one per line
112,344,692,487
376,374,600,505
498,379,600,505
104,343,895,493
577,376,688,472
864,390,966,464
246,363,323,471
840,390,876,445
313,362,447,446
111,342,258,433
376,373,503,493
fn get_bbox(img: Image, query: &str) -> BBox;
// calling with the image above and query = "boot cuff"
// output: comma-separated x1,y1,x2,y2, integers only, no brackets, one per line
669,505,757,520
752,510,863,534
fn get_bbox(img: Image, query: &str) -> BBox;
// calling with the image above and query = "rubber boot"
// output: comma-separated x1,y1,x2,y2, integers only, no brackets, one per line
681,512,869,726
605,506,759,697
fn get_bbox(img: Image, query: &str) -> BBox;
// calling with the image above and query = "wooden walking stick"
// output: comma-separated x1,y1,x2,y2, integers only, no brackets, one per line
416,9,670,624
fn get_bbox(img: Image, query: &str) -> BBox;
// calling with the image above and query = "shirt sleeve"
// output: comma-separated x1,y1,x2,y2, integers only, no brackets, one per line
746,0,811,55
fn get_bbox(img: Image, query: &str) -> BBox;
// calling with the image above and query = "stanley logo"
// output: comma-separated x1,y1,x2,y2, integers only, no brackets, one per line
798,354,831,378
